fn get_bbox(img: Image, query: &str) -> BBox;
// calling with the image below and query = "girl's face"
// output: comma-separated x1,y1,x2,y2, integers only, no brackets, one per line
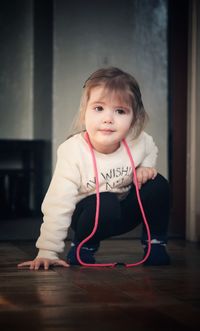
84,86,134,154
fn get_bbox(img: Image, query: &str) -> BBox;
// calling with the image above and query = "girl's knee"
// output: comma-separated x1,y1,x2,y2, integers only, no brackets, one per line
154,173,169,184
155,173,169,190
141,173,169,199
150,173,170,200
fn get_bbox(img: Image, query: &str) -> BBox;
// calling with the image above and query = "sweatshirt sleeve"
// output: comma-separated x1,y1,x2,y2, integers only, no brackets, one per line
140,132,158,168
36,142,81,260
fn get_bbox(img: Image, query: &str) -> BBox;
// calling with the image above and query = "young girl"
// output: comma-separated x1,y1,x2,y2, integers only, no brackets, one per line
18,67,170,270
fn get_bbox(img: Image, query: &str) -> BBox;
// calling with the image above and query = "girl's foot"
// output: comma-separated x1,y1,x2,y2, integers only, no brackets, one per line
67,243,99,265
143,243,171,266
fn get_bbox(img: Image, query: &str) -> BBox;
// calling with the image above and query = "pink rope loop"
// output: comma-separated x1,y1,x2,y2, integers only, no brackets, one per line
76,132,116,267
122,139,151,267
76,132,151,267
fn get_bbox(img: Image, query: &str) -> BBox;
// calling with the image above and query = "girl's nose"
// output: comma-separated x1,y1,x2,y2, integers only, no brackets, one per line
103,110,113,124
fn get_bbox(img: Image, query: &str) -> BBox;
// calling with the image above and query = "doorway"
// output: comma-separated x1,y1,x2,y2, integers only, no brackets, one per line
168,0,189,238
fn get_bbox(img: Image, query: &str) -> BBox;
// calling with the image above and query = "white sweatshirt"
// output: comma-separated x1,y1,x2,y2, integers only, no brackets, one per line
36,131,158,259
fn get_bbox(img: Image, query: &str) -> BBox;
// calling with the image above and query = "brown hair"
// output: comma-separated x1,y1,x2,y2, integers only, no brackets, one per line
69,67,148,139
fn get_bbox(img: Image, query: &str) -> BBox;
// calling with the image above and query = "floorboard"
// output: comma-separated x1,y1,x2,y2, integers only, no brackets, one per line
0,239,199,330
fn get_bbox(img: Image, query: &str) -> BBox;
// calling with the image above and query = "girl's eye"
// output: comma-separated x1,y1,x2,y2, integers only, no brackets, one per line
94,106,103,112
116,108,126,114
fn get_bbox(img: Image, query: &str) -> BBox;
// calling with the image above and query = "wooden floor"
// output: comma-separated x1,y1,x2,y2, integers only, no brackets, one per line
0,239,199,331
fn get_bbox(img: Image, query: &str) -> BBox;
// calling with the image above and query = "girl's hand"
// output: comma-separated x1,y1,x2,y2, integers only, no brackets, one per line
136,166,157,189
17,258,69,270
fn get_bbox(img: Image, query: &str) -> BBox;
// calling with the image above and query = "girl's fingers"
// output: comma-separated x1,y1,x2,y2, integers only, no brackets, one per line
137,170,147,185
136,172,143,184
44,260,50,270
55,260,70,267
136,167,157,189
17,261,32,267
152,168,157,179
31,260,40,270
18,259,70,270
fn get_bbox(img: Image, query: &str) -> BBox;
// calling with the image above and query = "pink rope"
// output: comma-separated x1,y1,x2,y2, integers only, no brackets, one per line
122,139,151,267
76,132,151,267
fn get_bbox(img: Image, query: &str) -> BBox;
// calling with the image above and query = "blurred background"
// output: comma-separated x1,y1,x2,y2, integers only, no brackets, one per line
0,0,199,242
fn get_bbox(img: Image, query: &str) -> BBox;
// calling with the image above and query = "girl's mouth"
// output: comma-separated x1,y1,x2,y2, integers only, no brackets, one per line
99,129,115,133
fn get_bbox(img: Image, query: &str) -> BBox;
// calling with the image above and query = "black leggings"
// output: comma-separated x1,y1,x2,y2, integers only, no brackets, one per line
71,174,170,245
